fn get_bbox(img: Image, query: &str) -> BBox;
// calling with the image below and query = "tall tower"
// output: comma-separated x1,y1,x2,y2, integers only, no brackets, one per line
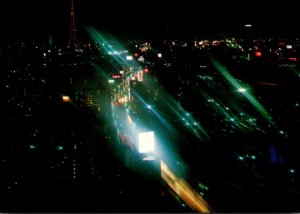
68,0,78,47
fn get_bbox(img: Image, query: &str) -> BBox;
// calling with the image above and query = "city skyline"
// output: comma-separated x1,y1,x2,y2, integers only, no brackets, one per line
1,0,300,42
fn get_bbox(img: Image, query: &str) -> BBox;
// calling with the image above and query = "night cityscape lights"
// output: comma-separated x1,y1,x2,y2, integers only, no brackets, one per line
1,1,300,213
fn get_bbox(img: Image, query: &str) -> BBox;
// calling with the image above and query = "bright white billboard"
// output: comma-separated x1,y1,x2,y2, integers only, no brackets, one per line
138,131,155,153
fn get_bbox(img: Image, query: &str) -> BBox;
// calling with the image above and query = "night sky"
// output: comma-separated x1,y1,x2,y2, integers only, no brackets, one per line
1,0,300,41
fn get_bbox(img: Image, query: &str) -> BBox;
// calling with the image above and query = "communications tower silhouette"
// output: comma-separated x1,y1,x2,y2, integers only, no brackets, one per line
68,0,78,47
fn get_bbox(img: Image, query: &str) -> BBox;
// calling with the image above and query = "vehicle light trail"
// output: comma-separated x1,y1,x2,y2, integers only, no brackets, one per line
161,160,214,213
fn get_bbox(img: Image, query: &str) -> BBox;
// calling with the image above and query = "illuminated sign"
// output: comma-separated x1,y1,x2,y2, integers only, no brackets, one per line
112,75,121,79
138,131,155,153
137,70,143,82
126,56,133,61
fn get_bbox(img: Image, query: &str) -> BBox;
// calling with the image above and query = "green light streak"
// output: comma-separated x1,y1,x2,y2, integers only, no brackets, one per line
84,25,139,69
153,80,210,140
288,66,300,78
200,90,248,132
210,57,273,124
94,64,110,80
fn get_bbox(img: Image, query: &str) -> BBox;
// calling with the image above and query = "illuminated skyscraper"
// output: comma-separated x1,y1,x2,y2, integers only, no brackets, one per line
75,79,102,113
